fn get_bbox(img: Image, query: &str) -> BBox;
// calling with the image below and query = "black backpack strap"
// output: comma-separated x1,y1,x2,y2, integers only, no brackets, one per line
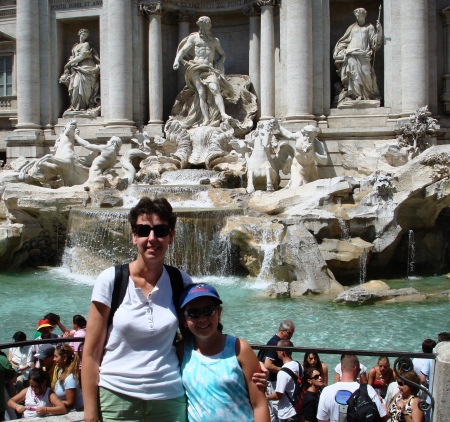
164,264,184,314
280,366,300,407
108,263,130,328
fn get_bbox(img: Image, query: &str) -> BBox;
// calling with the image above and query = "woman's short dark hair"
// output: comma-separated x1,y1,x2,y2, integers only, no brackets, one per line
28,368,49,386
13,331,26,342
73,314,87,329
129,197,177,232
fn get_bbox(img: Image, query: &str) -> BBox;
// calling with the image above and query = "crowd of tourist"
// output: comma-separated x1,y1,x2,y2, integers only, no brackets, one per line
1,313,86,420
262,324,450,422
0,196,448,422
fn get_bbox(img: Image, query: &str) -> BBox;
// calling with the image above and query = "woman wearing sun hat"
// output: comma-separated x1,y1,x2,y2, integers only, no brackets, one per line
27,319,59,371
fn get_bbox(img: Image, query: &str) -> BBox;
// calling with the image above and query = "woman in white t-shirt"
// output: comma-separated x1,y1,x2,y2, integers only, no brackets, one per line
8,331,31,393
53,344,83,411
81,197,193,422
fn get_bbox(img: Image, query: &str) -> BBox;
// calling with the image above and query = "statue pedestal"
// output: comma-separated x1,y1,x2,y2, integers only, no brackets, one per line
327,107,394,129
143,121,164,136
55,117,106,141
6,129,45,160
337,99,380,110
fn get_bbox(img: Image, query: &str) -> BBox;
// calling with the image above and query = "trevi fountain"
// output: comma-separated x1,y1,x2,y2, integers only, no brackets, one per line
0,3,450,416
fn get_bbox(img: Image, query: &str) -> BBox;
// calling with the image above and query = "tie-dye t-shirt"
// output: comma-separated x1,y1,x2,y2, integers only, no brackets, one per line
181,334,254,421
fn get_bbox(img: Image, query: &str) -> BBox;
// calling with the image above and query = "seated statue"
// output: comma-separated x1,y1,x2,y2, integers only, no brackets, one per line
333,8,382,107
284,125,328,188
173,16,234,128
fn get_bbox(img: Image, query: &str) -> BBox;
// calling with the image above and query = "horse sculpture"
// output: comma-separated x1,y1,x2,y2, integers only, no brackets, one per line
243,119,294,193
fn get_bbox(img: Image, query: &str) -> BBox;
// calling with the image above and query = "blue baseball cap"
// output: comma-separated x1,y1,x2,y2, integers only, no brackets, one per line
179,284,222,309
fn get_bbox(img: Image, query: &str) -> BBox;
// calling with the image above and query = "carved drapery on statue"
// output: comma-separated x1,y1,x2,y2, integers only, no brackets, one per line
333,8,382,108
59,29,101,117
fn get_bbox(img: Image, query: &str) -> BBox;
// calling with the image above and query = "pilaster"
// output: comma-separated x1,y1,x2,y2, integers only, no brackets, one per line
285,0,314,123
101,0,135,136
140,2,165,135
258,0,276,120
441,7,450,114
243,4,261,110
177,10,194,93
400,0,429,116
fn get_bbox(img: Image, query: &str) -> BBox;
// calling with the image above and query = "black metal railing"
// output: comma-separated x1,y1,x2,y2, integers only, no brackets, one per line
250,344,435,412
1,339,435,411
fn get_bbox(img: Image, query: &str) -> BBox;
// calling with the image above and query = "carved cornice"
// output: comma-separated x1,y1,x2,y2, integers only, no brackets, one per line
256,0,280,8
177,9,194,23
442,6,450,25
139,2,164,17
243,3,260,17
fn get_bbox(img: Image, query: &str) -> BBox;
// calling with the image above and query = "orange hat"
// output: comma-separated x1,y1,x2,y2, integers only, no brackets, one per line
37,319,53,331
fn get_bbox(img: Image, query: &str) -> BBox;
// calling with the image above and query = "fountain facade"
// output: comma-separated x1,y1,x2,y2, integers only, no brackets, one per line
0,1,449,301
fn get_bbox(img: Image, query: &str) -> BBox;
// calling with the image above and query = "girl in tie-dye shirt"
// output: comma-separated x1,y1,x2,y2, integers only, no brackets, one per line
177,283,269,422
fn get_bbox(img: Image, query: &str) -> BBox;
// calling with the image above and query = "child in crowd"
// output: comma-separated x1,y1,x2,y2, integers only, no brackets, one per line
177,283,269,422
7,368,66,418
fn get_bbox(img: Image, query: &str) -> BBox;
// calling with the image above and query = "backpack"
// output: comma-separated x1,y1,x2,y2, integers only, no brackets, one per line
108,263,184,328
257,349,266,363
280,361,305,415
346,384,382,422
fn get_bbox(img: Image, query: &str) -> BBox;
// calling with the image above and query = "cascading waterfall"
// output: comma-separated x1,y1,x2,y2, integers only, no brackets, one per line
245,225,283,281
359,247,368,284
407,229,415,279
62,207,242,277
338,219,351,242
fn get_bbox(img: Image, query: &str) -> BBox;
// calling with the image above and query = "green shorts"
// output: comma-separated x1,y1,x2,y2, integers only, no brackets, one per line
99,386,187,422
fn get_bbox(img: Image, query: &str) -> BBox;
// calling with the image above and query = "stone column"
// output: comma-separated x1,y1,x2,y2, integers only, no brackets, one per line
432,342,450,422
258,0,276,120
400,0,429,115
15,0,41,131
140,2,164,134
285,0,314,122
177,10,193,92
104,0,134,130
441,7,450,113
244,4,261,104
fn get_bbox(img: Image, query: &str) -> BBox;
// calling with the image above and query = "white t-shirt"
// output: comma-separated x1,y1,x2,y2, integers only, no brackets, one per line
9,346,30,378
275,360,301,420
92,265,192,400
334,363,367,381
317,381,386,422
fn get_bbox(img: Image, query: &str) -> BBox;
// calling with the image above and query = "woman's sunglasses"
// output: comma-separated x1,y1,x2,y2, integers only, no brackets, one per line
397,380,405,386
310,374,322,380
135,224,172,238
184,305,220,319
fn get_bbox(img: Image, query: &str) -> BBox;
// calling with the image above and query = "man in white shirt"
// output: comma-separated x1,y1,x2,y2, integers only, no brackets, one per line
317,355,388,422
267,340,302,422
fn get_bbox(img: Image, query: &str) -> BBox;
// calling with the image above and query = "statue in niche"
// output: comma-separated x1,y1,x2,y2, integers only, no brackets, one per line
333,8,382,108
173,16,235,128
283,125,328,188
59,28,101,117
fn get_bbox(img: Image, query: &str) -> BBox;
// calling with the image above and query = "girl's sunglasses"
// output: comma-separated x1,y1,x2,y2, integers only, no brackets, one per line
184,305,220,319
397,381,405,386
310,374,322,380
135,224,172,238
